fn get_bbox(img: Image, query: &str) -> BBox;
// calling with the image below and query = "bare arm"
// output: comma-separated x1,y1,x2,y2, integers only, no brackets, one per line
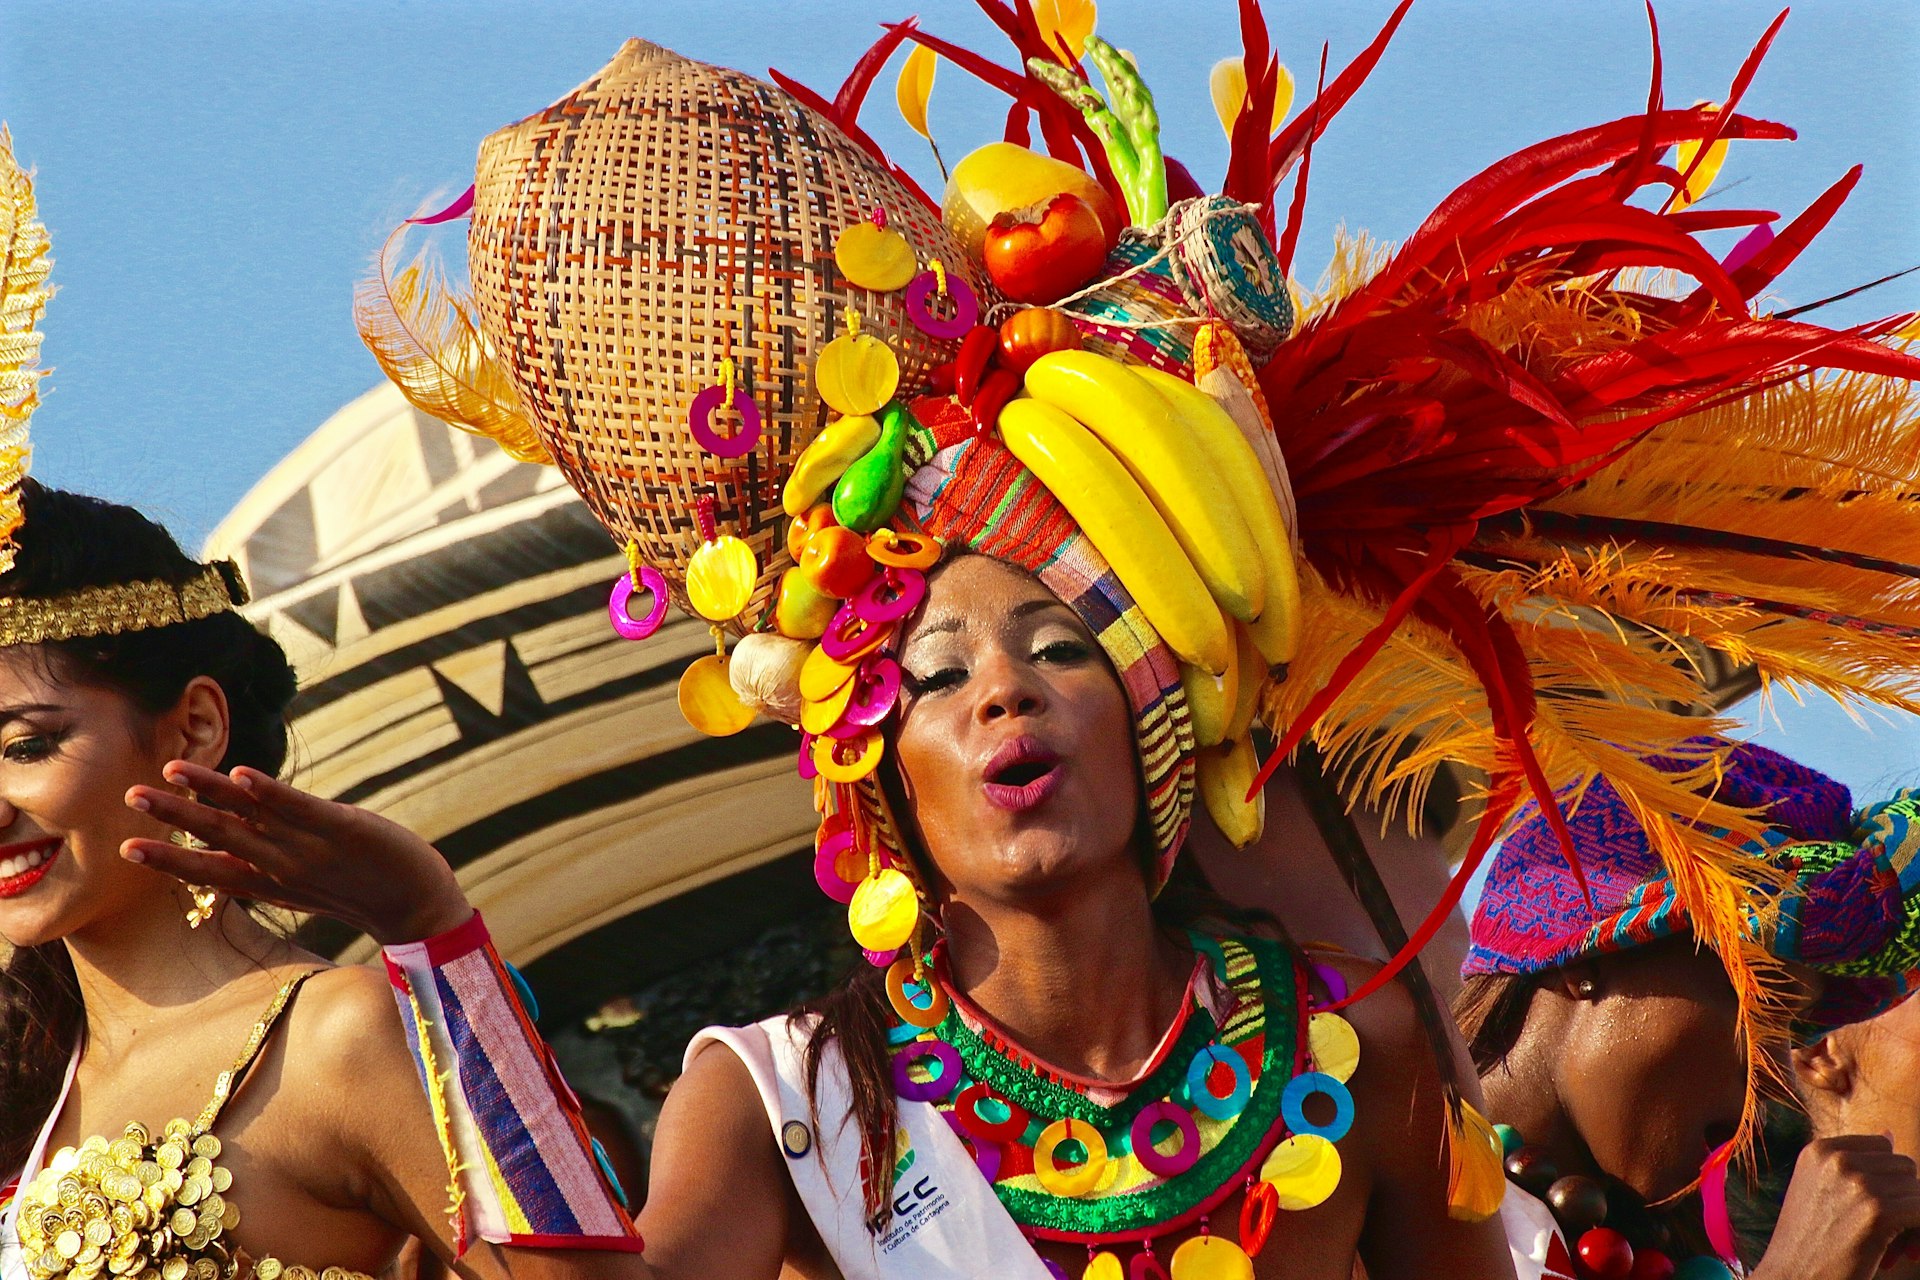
1334,957,1516,1280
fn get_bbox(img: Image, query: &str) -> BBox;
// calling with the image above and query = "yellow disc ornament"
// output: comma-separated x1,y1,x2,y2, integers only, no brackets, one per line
677,653,756,736
1032,1119,1108,1198
848,867,918,951
1084,1253,1125,1280
685,533,759,623
834,220,918,293
815,323,901,418
800,675,858,736
1307,1012,1360,1084
800,644,861,702
1169,1235,1255,1280
1260,1133,1342,1211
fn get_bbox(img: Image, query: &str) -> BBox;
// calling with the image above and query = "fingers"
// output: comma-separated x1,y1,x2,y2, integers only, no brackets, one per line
124,786,288,874
228,767,338,827
159,761,262,815
121,838,286,905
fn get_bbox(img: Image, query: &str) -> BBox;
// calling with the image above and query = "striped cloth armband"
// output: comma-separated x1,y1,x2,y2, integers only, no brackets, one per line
382,911,644,1255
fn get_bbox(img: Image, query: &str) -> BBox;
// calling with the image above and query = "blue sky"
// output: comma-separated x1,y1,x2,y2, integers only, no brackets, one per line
0,0,1915,792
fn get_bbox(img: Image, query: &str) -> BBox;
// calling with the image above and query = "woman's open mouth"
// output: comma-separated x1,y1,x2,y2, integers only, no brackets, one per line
982,738,1065,812
0,838,63,899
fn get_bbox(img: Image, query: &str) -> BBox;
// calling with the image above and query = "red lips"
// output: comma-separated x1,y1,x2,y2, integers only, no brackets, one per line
981,736,1065,813
0,836,63,900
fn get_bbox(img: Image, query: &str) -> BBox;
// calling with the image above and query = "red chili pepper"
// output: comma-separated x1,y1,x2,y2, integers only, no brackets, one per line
953,325,999,405
923,359,956,396
969,367,1020,437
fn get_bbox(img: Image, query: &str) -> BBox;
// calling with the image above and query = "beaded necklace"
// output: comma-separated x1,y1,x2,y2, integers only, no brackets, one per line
1494,1125,1738,1280
885,934,1364,1279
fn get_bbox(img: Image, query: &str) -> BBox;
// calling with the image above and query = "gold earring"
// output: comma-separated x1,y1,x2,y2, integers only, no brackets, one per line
168,826,218,928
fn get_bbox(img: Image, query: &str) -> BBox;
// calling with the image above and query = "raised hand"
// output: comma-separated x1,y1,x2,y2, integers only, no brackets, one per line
1752,1135,1920,1280
124,761,475,945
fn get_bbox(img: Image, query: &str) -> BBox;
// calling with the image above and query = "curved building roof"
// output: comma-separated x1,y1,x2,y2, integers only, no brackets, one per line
206,385,817,1015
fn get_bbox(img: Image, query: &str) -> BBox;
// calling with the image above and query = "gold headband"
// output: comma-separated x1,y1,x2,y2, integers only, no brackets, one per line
0,561,248,646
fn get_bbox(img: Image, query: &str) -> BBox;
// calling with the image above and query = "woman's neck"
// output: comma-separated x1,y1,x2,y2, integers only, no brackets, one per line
64,889,294,1060
1481,1038,1600,1186
940,872,1192,1082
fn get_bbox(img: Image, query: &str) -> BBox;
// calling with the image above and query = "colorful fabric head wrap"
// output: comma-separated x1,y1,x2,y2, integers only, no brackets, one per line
903,403,1196,889
1464,738,1920,1040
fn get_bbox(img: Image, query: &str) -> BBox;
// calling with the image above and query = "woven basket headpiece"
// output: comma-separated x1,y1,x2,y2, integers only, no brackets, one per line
465,39,988,632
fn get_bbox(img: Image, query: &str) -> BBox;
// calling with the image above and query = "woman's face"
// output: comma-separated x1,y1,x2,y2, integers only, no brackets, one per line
1557,939,1752,1201
0,650,213,948
891,555,1142,906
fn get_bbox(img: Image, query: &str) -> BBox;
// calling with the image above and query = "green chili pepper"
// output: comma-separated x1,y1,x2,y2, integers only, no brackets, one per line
831,400,913,533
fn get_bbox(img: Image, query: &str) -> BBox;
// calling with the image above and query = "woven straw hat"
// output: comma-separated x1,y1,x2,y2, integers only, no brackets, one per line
465,39,990,632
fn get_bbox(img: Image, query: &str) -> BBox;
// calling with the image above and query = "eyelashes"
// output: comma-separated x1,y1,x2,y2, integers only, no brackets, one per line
900,640,1093,698
1,731,64,764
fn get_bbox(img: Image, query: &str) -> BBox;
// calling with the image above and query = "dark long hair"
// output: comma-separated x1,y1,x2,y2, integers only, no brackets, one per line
1453,970,1543,1073
0,481,298,1176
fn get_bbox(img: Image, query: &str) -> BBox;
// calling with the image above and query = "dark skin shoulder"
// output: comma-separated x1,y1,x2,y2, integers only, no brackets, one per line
639,1039,842,1280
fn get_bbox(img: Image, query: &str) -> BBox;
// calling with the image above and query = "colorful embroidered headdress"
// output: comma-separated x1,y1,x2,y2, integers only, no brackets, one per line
1467,737,1920,1043
358,0,1920,1197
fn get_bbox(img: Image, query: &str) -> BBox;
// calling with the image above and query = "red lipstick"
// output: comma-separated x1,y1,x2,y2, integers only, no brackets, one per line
982,737,1064,813
0,837,62,900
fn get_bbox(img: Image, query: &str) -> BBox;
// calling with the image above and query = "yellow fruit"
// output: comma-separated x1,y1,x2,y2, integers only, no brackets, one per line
1134,363,1300,665
1225,621,1264,742
1179,649,1238,750
1198,735,1264,849
942,141,1122,259
774,568,837,640
998,397,1231,674
1025,351,1264,623
784,414,883,517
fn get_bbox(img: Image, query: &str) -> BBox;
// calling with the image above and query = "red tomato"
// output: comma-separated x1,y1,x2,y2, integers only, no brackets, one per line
997,308,1083,374
800,525,875,599
982,193,1110,305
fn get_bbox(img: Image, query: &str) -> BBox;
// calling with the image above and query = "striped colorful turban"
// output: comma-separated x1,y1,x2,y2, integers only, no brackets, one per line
902,398,1196,891
1464,737,1920,1040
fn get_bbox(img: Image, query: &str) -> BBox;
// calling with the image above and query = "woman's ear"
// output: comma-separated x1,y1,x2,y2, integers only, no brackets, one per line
169,675,231,770
1791,1033,1855,1100
1552,959,1604,1003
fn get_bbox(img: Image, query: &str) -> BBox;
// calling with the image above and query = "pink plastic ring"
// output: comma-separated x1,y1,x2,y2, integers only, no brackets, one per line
904,270,978,340
812,829,860,903
853,568,927,625
1310,961,1348,1010
1129,1100,1200,1177
687,384,764,458
841,656,902,728
943,1111,1005,1182
820,605,890,662
607,567,668,641
797,731,820,781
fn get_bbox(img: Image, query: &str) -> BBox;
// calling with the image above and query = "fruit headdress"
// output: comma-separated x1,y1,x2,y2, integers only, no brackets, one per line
358,0,1920,1191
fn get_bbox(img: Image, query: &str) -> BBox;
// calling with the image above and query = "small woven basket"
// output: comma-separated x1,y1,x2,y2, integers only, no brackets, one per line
466,39,987,632
1067,195,1294,377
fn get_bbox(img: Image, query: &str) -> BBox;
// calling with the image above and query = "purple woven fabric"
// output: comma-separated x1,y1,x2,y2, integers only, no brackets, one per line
1463,738,1851,977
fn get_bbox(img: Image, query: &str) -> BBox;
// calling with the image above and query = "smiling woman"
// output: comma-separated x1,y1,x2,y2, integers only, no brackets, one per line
0,134,645,1280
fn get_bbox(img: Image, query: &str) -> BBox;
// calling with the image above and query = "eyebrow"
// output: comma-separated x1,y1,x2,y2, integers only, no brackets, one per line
904,597,1078,647
0,703,65,727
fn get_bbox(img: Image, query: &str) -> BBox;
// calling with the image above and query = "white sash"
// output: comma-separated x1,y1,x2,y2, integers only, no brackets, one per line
687,1017,1053,1280
1,1047,81,1280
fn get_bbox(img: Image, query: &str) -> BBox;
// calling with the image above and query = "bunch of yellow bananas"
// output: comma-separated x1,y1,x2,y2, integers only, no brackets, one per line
998,348,1303,849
